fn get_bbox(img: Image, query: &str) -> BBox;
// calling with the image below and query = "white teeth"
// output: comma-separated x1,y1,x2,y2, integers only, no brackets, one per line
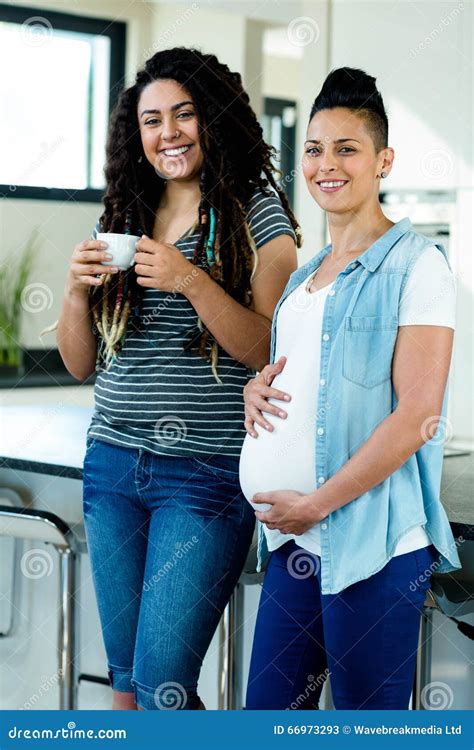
162,145,191,156
319,180,346,188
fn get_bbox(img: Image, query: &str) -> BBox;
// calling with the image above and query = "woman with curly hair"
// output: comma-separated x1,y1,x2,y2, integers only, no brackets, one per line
56,47,300,710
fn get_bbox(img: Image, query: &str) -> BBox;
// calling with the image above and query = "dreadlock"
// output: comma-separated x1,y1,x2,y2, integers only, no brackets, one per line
90,47,302,380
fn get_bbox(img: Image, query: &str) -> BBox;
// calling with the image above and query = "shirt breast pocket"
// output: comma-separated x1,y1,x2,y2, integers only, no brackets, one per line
342,314,398,388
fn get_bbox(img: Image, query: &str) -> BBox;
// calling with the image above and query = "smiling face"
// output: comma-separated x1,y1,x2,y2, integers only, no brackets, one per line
302,107,393,216
137,78,204,181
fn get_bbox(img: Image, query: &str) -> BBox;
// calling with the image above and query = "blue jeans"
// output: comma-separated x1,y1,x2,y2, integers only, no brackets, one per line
246,540,437,710
82,438,255,710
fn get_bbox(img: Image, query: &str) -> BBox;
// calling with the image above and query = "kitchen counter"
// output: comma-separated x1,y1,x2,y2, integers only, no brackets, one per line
440,451,474,540
0,405,472,537
0,405,93,479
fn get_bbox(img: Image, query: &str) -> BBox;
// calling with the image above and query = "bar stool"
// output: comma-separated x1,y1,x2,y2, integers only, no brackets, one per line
218,529,264,709
0,502,86,710
0,489,27,640
413,525,474,709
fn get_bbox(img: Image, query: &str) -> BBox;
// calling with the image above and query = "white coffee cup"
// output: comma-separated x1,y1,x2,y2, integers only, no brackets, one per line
97,232,141,271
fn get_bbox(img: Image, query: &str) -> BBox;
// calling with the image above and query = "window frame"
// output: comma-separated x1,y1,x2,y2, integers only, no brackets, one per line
0,3,126,202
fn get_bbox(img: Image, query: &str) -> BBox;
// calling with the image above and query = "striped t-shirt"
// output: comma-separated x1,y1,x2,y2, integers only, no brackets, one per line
87,189,296,457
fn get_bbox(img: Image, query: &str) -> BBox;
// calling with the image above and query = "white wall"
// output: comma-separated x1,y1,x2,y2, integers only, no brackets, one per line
327,0,473,447
330,0,472,191
263,54,301,100
146,2,247,72
147,4,267,117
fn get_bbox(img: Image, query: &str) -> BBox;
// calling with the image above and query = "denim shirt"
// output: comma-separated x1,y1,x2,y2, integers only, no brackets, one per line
256,217,462,594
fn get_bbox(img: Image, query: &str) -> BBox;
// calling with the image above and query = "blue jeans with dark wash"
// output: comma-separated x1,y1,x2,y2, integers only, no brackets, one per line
82,437,255,710
246,539,437,710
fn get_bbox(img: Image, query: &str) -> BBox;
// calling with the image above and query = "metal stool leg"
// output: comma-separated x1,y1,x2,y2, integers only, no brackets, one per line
0,489,25,638
232,584,245,710
413,605,434,710
56,547,79,710
218,587,238,710
0,538,23,638
217,584,245,710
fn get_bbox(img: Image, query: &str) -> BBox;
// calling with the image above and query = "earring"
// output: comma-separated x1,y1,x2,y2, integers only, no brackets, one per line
138,155,143,164
380,171,387,178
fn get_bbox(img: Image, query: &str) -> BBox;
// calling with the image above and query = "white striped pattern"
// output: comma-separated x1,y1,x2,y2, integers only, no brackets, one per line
88,188,295,457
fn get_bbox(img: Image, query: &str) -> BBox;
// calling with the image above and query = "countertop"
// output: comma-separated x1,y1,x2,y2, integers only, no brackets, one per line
440,451,474,540
0,405,472,538
0,405,93,479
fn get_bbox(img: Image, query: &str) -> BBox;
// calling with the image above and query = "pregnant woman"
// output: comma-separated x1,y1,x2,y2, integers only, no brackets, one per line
56,47,299,710
240,67,461,710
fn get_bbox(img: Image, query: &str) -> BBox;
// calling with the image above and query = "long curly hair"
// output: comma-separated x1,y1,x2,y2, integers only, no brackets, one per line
90,47,302,379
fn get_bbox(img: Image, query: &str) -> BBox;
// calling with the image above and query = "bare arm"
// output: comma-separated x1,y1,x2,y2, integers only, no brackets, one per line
184,234,297,371
305,324,455,519
57,239,118,381
57,289,97,381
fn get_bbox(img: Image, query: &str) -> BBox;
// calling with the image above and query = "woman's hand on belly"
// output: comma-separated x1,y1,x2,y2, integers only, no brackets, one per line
244,356,291,437
253,489,326,535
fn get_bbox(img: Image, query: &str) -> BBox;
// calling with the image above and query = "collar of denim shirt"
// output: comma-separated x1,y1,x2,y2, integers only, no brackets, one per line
304,216,413,278
269,217,414,364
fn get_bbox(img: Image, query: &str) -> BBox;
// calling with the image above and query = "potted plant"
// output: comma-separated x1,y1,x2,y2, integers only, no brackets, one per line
0,231,39,376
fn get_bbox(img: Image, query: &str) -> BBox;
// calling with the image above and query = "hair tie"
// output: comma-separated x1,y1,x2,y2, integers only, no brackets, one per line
205,207,217,268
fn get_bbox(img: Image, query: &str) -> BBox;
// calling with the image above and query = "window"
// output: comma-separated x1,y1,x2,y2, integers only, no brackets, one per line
0,4,125,201
262,98,297,208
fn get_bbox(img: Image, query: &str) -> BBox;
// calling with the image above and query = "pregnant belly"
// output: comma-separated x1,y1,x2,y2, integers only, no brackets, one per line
238,390,317,510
